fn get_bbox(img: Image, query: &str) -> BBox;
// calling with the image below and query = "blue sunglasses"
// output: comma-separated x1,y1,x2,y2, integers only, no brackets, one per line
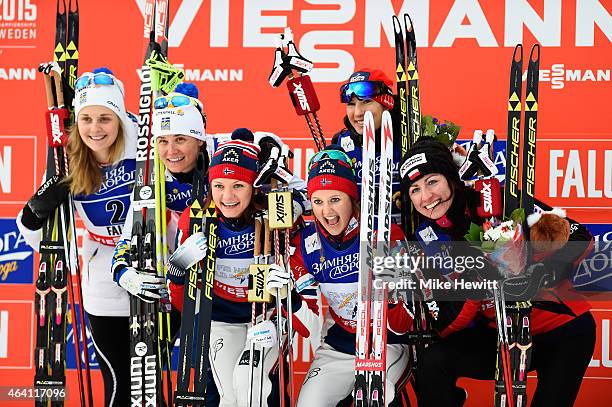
75,73,115,91
340,81,390,103
153,95,195,110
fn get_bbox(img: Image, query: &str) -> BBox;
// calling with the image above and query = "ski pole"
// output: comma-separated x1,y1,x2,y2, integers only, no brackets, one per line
268,28,326,151
248,213,273,407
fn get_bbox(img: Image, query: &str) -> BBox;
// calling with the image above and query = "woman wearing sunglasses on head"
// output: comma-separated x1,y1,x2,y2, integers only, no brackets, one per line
265,145,412,406
111,83,308,309
400,137,595,407
17,68,138,406
165,130,310,407
332,68,403,223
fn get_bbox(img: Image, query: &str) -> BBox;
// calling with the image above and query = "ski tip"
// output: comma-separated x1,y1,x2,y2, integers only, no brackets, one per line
529,44,540,62
382,110,393,138
364,111,376,141
512,44,523,62
404,13,415,33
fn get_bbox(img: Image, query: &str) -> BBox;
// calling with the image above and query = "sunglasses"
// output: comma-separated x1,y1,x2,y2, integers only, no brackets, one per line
339,81,390,103
308,149,355,174
75,73,116,91
153,95,197,110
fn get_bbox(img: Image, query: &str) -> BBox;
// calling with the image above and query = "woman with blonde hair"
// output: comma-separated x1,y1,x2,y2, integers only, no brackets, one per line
17,67,141,406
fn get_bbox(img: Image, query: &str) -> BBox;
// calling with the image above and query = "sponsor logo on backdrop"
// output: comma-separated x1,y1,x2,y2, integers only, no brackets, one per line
136,0,611,81
549,148,612,199
0,136,36,203
0,301,32,368
0,67,36,80
535,64,611,90
135,64,243,83
588,311,612,371
0,0,37,45
574,224,612,292
0,218,33,284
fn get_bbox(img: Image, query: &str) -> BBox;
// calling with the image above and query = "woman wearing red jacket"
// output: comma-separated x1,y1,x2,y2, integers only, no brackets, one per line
399,137,596,407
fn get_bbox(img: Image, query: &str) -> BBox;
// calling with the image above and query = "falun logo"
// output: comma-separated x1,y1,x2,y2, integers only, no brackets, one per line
161,116,171,130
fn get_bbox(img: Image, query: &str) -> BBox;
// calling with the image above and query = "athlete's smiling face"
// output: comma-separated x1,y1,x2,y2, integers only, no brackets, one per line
210,178,253,219
77,105,121,163
346,95,385,136
311,189,354,236
408,173,453,220
157,134,204,174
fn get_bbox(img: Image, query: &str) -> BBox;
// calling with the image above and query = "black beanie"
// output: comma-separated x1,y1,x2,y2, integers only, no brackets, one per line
399,137,461,189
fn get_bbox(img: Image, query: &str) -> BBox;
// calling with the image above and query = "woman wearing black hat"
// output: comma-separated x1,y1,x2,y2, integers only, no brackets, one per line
400,137,596,407
266,146,412,406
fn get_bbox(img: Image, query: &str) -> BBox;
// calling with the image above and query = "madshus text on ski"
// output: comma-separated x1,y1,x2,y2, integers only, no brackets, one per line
18,1,597,406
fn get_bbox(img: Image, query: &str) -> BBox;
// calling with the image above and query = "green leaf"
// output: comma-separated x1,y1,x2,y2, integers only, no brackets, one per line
464,222,483,242
510,208,525,224
482,240,496,251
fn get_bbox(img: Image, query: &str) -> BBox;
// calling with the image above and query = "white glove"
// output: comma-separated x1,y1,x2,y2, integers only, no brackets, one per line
292,200,303,224
118,267,165,303
266,263,291,299
169,231,207,270
247,320,277,348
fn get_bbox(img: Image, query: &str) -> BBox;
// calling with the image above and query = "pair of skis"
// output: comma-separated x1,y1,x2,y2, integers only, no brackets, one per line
174,154,218,406
493,43,540,407
129,0,174,405
34,1,92,406
354,110,393,406
393,12,431,396
393,13,421,233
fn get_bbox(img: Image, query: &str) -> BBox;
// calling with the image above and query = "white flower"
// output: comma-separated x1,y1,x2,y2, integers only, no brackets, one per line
483,220,517,242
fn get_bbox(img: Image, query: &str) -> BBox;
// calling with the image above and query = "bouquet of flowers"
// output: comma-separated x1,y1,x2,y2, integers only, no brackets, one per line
465,209,527,278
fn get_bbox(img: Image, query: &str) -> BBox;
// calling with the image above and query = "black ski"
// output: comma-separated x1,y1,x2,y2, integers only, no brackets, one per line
129,1,170,405
495,43,540,407
35,1,90,406
174,154,217,406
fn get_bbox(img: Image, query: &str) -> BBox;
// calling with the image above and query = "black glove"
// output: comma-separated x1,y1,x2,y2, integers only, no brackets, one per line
21,175,69,230
258,136,281,163
166,263,187,285
502,263,559,301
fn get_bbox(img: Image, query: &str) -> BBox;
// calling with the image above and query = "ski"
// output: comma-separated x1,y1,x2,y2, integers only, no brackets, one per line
504,45,524,218
392,15,410,231
269,144,296,406
393,13,431,395
354,111,377,406
511,43,539,407
495,43,540,407
192,199,217,401
247,213,272,407
369,111,394,406
129,0,171,405
35,1,90,405
174,153,217,406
